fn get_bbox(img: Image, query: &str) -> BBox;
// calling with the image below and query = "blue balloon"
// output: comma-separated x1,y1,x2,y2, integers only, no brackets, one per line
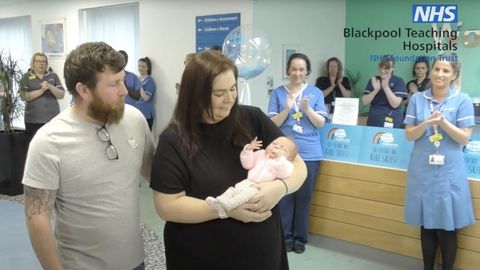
223,25,272,80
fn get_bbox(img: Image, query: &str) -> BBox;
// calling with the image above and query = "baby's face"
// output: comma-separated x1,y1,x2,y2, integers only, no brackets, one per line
265,137,293,160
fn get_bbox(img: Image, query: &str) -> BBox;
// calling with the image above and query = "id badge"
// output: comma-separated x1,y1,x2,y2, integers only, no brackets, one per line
428,154,445,165
292,111,303,121
429,133,443,143
384,116,393,128
292,123,304,134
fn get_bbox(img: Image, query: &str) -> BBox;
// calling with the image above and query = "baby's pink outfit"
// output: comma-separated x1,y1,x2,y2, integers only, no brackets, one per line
206,147,293,211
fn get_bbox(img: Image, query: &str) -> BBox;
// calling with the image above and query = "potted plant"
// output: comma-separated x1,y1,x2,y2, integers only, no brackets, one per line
0,50,28,195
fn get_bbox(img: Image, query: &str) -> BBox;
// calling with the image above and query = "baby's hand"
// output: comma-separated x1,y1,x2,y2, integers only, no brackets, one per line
246,137,263,151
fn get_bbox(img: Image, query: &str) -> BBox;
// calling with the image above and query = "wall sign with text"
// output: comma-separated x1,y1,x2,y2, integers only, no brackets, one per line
195,13,240,52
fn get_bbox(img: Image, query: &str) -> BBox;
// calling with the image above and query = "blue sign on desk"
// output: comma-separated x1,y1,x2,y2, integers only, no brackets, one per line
196,13,240,52
357,126,413,170
320,123,364,163
464,134,480,180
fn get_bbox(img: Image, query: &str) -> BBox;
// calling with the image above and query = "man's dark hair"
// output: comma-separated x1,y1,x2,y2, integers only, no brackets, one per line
64,42,125,97
209,45,222,52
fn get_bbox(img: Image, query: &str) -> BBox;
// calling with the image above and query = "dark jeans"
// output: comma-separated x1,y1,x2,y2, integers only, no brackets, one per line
279,160,321,244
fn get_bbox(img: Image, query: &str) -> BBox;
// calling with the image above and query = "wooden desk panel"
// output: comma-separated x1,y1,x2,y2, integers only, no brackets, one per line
310,161,480,270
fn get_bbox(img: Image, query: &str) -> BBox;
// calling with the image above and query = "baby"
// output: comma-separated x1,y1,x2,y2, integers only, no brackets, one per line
207,136,298,212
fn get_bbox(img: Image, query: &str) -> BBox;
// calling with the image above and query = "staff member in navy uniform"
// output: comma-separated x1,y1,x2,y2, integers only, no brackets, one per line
20,52,65,136
362,55,407,128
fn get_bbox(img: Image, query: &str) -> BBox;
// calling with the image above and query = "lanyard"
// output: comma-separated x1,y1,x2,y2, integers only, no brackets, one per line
429,100,445,134
286,84,307,115
428,100,445,151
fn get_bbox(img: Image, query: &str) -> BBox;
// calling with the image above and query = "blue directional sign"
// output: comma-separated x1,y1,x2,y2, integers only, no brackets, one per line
196,13,240,52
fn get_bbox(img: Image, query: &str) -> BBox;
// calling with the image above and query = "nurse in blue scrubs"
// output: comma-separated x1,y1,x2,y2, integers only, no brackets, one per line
404,54,475,270
362,55,407,128
268,53,327,254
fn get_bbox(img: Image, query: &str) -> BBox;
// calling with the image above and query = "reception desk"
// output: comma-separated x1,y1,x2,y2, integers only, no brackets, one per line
309,135,480,269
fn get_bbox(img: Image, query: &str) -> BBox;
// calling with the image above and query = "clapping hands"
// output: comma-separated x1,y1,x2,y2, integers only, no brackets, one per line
426,111,445,126
336,76,343,86
371,76,381,91
297,96,310,111
40,81,50,92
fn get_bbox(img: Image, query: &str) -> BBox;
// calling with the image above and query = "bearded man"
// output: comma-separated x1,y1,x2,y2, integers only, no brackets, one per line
22,41,155,270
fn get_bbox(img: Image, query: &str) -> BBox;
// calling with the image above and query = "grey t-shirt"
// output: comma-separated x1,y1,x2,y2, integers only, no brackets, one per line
22,105,155,270
20,70,64,124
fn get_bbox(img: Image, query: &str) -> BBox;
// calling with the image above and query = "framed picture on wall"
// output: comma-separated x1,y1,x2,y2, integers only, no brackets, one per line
40,19,66,56
282,44,300,79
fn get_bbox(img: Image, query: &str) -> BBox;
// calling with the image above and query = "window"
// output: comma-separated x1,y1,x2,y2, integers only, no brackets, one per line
79,3,140,72
0,15,32,129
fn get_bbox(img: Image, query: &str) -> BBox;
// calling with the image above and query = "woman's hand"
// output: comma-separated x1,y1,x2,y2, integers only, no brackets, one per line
371,76,381,91
408,82,418,93
286,93,295,109
227,203,272,223
40,81,50,92
425,111,445,126
249,180,286,213
298,97,310,111
380,75,391,89
330,77,336,86
336,76,343,86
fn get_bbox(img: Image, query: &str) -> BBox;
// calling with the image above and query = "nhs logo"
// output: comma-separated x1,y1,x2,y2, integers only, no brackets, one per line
412,5,457,23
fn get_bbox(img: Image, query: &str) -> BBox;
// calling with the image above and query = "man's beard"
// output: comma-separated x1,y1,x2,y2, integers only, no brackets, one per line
87,91,125,124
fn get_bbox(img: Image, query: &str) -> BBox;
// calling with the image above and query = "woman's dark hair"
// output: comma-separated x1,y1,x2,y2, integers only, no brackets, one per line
118,50,128,65
169,50,250,157
412,56,430,77
286,53,311,77
326,57,343,81
379,54,395,69
139,57,152,75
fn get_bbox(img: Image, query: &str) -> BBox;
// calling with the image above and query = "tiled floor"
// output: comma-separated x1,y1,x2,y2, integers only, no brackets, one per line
139,183,424,270
1,183,425,270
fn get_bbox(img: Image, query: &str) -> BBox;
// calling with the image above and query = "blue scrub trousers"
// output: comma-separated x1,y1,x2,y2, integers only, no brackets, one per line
279,160,321,244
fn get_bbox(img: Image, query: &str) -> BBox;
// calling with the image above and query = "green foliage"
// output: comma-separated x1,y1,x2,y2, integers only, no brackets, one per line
344,69,361,97
344,69,369,114
0,50,24,133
